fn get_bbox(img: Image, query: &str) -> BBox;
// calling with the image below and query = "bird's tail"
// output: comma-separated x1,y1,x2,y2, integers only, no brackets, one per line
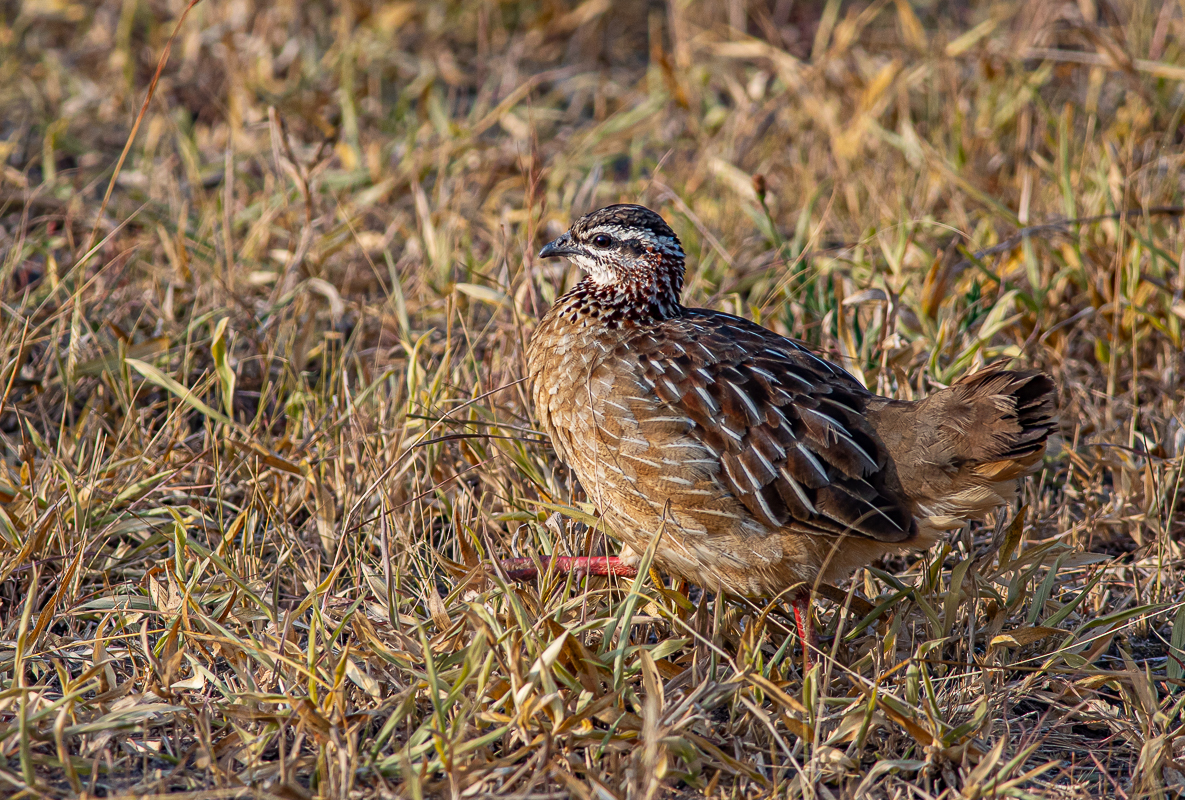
866,367,1057,532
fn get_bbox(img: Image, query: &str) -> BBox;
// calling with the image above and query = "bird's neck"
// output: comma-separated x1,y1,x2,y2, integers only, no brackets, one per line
553,256,684,328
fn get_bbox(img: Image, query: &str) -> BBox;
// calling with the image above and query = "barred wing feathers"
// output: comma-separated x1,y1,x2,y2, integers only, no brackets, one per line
612,310,917,543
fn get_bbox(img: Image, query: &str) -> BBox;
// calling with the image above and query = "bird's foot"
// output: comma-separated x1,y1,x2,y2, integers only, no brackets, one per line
791,586,819,670
500,555,639,581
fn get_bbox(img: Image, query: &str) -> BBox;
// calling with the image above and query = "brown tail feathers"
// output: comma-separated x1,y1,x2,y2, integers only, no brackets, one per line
866,366,1057,532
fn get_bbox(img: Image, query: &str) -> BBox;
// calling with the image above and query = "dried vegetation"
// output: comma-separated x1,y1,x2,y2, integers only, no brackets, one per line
2,0,1185,797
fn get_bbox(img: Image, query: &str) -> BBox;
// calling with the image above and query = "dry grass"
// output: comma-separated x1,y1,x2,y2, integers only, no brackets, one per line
1,0,1185,797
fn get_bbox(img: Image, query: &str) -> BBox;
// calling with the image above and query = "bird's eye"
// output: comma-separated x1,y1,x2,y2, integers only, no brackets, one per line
591,234,614,248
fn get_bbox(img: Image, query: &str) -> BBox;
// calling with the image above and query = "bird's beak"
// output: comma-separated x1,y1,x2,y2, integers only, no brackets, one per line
539,232,580,259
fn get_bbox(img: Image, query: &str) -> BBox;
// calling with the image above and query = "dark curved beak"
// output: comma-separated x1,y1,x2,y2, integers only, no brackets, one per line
539,232,580,259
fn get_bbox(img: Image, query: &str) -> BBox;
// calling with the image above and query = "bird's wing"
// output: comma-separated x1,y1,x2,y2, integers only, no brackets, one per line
617,309,917,542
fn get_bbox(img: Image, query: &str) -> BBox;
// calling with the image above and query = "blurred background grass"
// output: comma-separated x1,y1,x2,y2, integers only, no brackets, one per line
1,0,1185,797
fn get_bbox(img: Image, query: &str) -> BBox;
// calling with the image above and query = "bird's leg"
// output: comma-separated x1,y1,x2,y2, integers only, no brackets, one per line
791,587,819,669
500,556,639,581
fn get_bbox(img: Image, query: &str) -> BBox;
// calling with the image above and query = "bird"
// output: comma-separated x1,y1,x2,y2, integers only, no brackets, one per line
503,204,1056,658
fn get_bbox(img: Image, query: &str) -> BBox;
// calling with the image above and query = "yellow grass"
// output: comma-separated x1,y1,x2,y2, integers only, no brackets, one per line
1,0,1184,797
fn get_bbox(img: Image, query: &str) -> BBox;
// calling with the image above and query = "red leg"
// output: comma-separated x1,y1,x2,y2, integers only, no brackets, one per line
500,555,639,581
792,589,819,669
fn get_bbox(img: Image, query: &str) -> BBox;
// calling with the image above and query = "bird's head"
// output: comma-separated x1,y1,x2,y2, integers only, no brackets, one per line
539,204,686,320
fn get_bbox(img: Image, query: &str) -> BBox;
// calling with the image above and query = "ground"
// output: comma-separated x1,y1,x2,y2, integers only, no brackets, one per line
1,0,1184,798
